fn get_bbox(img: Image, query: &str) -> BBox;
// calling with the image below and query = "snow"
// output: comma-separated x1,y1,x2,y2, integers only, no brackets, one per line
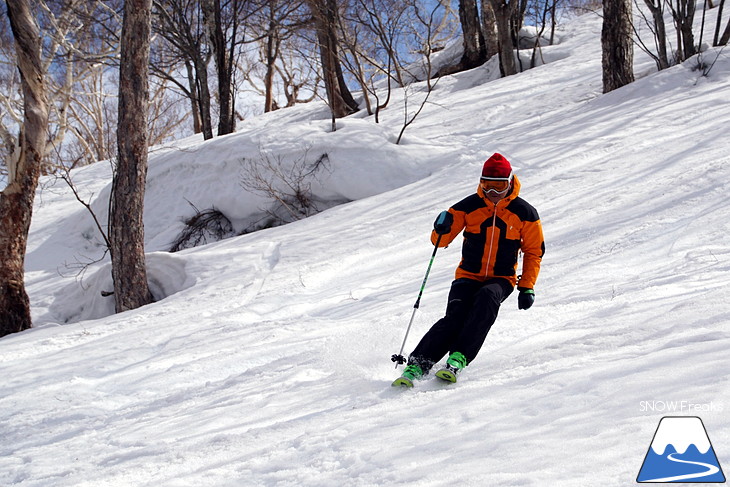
2,8,730,487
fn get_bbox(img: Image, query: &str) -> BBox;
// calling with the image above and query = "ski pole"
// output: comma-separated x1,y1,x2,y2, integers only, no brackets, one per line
391,225,445,368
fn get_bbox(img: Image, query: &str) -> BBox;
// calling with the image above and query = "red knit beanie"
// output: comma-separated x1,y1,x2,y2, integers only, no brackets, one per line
481,153,513,178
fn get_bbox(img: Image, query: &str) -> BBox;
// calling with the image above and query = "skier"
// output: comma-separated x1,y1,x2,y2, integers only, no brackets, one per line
394,153,545,386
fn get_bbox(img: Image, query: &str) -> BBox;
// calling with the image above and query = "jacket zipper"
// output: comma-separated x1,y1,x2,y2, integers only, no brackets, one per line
485,201,498,279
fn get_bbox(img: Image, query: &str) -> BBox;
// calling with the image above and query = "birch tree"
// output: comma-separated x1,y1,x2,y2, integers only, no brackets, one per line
0,0,49,336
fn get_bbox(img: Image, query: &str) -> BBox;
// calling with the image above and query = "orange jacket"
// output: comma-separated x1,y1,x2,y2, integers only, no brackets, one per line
431,175,544,289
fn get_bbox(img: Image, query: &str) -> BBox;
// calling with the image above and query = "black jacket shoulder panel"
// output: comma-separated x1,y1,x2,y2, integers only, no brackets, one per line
452,194,486,214
506,197,540,222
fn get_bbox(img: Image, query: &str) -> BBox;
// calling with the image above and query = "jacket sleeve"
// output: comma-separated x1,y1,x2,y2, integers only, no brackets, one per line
430,208,465,247
517,218,545,289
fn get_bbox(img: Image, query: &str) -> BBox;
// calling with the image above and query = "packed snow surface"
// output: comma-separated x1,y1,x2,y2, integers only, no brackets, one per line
2,9,729,487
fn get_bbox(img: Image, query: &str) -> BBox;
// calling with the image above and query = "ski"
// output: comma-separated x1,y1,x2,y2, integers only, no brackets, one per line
392,369,461,387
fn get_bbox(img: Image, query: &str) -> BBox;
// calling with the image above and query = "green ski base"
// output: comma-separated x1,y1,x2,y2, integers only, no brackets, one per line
391,376,415,388
435,368,458,383
392,371,460,387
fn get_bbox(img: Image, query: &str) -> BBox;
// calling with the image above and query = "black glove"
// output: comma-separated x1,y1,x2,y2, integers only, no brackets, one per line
433,211,453,235
518,288,535,310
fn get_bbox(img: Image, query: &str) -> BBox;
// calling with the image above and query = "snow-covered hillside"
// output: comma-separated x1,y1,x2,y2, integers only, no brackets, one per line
2,8,729,487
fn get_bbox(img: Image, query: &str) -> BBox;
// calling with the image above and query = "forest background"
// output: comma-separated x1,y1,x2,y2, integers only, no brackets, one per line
2,0,729,333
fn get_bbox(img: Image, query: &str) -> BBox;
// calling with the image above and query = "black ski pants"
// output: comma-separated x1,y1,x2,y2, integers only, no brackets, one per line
409,277,513,372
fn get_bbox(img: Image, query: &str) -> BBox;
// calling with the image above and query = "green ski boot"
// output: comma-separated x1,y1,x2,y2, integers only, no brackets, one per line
392,364,424,388
435,352,467,383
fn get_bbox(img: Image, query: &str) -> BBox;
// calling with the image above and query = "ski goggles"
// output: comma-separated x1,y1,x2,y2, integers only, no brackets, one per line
480,176,512,194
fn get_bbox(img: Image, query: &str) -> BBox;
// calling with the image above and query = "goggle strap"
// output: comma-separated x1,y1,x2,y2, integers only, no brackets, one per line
480,170,513,181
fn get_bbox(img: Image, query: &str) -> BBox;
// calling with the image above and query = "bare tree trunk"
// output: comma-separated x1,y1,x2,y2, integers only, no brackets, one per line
306,0,359,119
529,0,550,68
481,0,499,58
720,18,730,44
152,0,214,140
714,0,726,45
459,0,488,69
491,0,517,76
602,0,635,93
719,0,730,45
549,0,558,45
202,0,236,135
194,56,215,140
264,15,279,113
510,0,528,72
184,61,203,133
667,0,697,60
643,0,670,69
110,0,154,313
0,0,49,337
678,0,697,59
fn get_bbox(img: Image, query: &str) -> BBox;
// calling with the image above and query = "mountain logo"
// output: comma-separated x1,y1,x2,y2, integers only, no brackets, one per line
637,416,726,483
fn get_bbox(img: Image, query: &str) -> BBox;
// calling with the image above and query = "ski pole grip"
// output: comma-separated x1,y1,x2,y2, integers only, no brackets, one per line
433,210,452,235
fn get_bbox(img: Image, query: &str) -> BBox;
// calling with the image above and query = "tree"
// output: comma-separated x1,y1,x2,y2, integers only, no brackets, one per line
601,0,634,93
433,0,491,76
0,0,50,336
668,0,696,61
637,0,670,70
305,0,359,122
1,1,121,174
152,0,251,138
249,0,311,113
480,0,499,59
490,0,518,76
336,0,456,118
244,16,320,114
2,2,183,173
152,0,215,139
201,0,243,135
406,0,461,82
458,0,488,70
110,0,154,313
261,0,289,113
525,0,557,68
714,0,730,45
340,0,403,115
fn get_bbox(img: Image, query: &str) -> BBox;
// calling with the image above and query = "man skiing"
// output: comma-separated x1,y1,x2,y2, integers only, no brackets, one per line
393,153,545,387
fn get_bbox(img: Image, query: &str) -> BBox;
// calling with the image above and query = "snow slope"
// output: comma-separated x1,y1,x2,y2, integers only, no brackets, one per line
2,9,730,487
